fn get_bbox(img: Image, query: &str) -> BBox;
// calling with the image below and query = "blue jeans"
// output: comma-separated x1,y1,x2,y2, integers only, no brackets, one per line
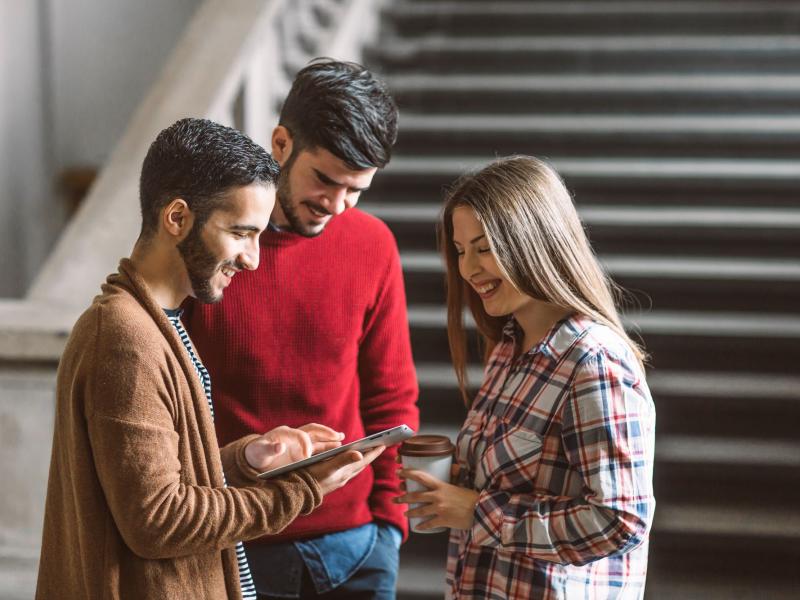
255,523,401,600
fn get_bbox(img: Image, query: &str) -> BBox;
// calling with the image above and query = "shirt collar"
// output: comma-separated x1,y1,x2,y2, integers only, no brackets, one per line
502,312,591,362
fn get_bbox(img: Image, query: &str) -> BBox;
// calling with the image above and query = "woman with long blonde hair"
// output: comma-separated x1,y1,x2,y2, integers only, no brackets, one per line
397,156,656,599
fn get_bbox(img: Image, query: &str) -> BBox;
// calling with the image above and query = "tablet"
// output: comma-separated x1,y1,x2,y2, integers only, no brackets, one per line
257,424,415,480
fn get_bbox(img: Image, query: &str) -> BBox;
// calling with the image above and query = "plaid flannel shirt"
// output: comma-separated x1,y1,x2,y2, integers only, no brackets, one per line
446,314,656,599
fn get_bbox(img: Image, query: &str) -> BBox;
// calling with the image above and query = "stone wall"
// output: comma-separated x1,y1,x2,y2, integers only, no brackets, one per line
0,366,57,599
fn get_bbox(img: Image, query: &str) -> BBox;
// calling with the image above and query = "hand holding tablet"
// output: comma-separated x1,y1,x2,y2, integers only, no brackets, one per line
258,424,415,480
305,445,387,497
245,423,345,473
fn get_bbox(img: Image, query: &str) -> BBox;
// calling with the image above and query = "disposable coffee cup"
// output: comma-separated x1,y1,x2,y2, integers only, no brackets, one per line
399,435,455,534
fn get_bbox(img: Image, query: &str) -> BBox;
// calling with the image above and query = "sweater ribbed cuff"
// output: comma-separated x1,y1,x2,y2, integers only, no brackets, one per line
230,433,267,484
294,468,324,513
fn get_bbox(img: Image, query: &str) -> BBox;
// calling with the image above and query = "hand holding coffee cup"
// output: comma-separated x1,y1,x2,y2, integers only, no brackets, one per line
397,435,456,534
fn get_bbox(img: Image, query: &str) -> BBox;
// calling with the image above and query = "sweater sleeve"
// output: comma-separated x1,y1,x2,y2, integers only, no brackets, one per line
470,352,656,564
358,239,419,538
219,433,268,487
85,320,323,560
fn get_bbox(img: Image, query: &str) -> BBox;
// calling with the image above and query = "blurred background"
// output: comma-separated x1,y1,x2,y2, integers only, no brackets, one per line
1,0,798,598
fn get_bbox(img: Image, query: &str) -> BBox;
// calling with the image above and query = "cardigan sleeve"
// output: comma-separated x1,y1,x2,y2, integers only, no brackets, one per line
357,240,419,538
470,351,655,565
84,315,323,560
219,433,269,487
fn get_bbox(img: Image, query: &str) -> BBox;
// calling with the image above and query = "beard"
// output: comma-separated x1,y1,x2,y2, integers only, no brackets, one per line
276,155,330,238
176,223,240,304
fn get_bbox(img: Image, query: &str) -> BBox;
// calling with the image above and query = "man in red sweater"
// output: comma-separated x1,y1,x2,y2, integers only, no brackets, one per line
184,60,419,599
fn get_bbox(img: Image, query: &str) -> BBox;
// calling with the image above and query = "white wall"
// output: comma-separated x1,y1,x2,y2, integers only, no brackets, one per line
0,0,51,298
0,0,201,298
48,0,202,172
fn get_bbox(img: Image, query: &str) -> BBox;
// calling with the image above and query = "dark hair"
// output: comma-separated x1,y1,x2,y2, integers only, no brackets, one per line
279,58,398,169
139,118,279,237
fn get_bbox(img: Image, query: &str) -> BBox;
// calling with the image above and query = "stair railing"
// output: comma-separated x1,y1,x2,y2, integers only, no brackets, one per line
0,0,382,362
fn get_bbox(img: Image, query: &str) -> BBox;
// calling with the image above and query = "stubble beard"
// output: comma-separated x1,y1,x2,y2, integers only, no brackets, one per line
276,157,326,238
177,223,229,304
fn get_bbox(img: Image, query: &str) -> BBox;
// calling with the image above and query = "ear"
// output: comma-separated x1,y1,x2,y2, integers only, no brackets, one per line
161,198,193,239
271,126,294,166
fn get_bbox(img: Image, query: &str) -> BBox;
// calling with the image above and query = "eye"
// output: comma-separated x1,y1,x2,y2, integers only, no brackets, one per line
477,247,491,254
231,231,248,239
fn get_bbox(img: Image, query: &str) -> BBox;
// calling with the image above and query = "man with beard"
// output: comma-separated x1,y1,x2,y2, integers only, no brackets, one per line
184,59,419,599
36,118,384,600
183,61,419,599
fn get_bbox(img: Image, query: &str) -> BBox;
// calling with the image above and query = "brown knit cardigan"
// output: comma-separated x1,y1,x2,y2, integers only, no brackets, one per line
36,259,323,599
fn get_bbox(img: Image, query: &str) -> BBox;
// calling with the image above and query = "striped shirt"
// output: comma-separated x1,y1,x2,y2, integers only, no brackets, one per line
446,314,656,600
165,309,257,600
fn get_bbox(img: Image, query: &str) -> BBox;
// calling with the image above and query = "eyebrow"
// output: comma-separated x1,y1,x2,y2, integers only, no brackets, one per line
313,168,370,193
455,234,486,246
229,224,261,233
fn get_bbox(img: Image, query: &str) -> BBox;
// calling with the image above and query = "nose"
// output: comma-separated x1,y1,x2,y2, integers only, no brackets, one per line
239,238,260,271
323,187,351,216
459,249,481,280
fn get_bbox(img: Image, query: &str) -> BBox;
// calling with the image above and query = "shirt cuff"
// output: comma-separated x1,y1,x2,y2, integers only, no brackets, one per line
471,489,507,548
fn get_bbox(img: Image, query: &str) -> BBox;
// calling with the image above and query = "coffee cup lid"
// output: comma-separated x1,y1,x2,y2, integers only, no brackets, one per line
398,435,454,457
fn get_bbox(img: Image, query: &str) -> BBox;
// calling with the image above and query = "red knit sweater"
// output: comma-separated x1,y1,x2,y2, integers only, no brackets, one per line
183,208,419,543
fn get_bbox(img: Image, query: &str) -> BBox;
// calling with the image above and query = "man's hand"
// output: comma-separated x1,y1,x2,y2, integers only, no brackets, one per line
306,446,386,496
244,423,344,471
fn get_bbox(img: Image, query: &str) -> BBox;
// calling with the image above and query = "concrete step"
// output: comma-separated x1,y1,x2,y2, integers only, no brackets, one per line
395,114,800,159
385,156,800,182
406,306,800,372
387,73,800,115
376,35,800,74
398,251,800,312
396,501,800,599
654,436,800,506
417,425,800,507
631,370,800,440
365,203,800,259
414,363,800,439
384,1,800,37
377,1,800,596
397,565,800,600
371,156,800,207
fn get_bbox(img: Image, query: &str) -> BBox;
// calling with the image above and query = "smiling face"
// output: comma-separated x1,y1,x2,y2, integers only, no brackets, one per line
177,183,274,303
271,127,377,237
451,205,535,319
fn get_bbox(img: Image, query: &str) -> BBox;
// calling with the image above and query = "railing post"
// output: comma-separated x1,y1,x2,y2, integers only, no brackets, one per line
244,41,272,148
322,0,382,62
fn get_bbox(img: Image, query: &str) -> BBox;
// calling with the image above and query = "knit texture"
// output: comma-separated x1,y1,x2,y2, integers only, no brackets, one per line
165,309,256,599
36,259,323,600
184,208,419,542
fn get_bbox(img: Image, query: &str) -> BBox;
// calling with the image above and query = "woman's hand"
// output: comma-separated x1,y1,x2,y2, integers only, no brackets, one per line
245,423,344,471
395,467,480,531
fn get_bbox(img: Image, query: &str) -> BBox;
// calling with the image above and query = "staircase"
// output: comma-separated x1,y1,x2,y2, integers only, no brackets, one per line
363,1,800,598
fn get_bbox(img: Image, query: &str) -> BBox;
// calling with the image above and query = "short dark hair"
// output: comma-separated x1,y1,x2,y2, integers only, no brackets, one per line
279,58,398,169
139,118,279,237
